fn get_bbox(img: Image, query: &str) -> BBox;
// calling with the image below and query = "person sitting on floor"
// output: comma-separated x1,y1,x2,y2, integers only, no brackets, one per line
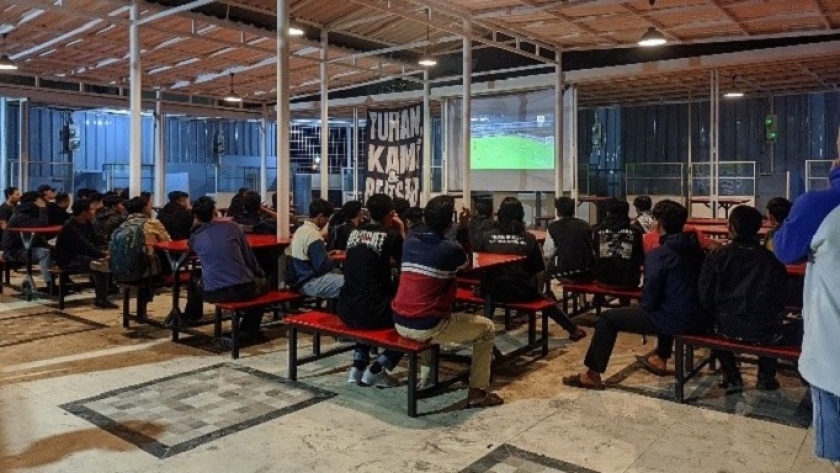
327,200,362,252
289,198,343,299
764,197,792,253
337,194,406,388
190,197,268,341
53,199,115,309
592,199,645,288
391,195,503,408
467,198,496,251
478,197,586,341
632,195,655,233
563,200,707,390
544,197,596,283
94,195,127,250
698,205,795,394
158,191,194,240
47,192,71,226
2,191,54,291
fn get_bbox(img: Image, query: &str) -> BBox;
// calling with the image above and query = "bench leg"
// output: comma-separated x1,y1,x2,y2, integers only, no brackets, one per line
562,288,568,314
122,287,130,328
231,310,240,359
214,307,223,338
57,272,66,310
408,352,418,417
312,333,321,356
288,327,298,381
675,339,685,403
504,307,512,331
527,311,536,346
430,346,440,387
541,311,549,357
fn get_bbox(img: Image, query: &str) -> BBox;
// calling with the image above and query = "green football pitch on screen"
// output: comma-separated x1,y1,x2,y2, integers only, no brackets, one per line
470,135,555,170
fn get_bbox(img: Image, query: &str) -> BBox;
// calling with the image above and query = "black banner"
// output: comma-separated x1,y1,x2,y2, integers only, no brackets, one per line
364,104,423,206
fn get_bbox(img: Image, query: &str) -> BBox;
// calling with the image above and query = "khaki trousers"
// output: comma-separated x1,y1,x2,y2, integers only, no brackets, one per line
396,313,495,390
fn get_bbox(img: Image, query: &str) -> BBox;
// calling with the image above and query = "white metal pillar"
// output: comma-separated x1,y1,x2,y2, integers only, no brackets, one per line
153,90,166,207
129,1,143,197
0,97,7,190
554,57,563,200
422,70,432,205
687,91,693,210
570,85,579,201
710,70,720,218
276,0,291,239
18,99,28,190
320,30,330,200
260,104,268,201
461,20,472,206
352,106,359,200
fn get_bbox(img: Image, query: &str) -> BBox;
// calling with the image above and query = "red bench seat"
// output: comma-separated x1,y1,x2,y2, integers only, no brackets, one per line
561,281,642,317
214,289,303,311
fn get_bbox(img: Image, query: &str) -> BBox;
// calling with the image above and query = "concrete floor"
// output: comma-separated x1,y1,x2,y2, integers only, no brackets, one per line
0,275,830,473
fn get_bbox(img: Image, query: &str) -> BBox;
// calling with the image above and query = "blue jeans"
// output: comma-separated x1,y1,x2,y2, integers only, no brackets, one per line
353,345,403,372
10,247,52,285
301,272,344,299
812,385,840,463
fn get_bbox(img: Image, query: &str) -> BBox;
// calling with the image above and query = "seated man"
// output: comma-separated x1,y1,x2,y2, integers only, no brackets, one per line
53,199,115,309
158,191,194,240
94,195,127,250
47,192,71,226
327,200,362,252
467,198,496,250
232,191,277,235
478,197,586,341
190,197,268,340
2,191,53,290
337,194,406,387
764,197,792,253
289,198,343,299
392,195,503,408
563,200,707,390
699,205,794,393
632,195,655,233
227,187,249,217
404,206,425,234
544,197,595,282
592,199,645,288
0,186,21,240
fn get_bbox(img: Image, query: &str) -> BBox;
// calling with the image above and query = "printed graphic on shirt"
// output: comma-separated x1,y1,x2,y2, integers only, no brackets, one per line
347,229,387,255
598,229,636,259
487,234,528,246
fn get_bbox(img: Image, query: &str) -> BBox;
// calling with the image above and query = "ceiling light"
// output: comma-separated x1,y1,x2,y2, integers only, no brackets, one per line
0,34,17,71
638,27,666,47
418,8,436,67
418,55,437,67
223,72,242,103
288,25,304,37
723,74,744,98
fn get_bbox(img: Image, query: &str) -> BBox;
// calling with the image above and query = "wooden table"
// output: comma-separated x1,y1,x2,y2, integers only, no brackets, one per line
6,225,63,299
687,217,773,228
690,197,751,218
470,252,526,271
528,229,547,244
533,216,555,228
697,225,769,239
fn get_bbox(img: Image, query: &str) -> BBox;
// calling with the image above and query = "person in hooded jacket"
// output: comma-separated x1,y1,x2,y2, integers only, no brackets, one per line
94,195,127,250
2,191,54,288
591,199,645,288
563,200,707,390
158,191,194,240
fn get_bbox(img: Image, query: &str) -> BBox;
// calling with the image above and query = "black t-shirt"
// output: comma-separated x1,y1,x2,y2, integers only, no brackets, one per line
477,229,544,303
336,222,402,329
592,216,644,287
0,202,13,240
328,222,356,251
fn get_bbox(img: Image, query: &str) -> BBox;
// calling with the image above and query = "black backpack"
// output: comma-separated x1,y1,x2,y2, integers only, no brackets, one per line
109,217,150,282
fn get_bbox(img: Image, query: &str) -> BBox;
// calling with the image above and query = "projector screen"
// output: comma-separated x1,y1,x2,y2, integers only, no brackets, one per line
445,89,571,192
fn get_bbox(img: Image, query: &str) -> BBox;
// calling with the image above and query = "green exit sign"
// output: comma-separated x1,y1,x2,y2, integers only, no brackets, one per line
765,114,778,142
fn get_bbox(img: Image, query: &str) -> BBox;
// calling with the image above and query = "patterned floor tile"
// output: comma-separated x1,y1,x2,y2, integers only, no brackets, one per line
60,363,336,458
0,310,107,347
459,444,600,473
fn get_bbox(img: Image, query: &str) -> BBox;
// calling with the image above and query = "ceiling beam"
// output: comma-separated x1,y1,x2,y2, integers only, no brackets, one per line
473,0,613,20
707,0,749,35
812,0,835,29
797,62,832,88
511,0,617,46
137,0,215,25
619,4,682,42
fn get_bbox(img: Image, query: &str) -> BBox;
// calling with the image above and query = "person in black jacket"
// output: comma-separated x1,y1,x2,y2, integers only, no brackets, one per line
2,191,54,288
699,205,795,393
467,198,497,251
544,197,595,282
477,197,586,341
47,192,71,225
227,187,249,217
158,191,194,240
54,199,116,309
592,199,645,287
327,200,362,252
94,195,127,250
563,200,707,390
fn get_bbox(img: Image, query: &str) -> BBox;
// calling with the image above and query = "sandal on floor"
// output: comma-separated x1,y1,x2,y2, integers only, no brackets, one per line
561,374,606,391
466,392,505,409
635,355,668,377
569,329,587,342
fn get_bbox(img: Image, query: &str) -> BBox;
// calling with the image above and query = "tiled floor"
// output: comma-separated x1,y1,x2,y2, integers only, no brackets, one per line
0,277,833,473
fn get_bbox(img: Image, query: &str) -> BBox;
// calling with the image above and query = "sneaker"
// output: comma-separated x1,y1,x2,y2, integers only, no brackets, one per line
94,299,119,310
718,375,744,395
756,377,781,391
361,368,401,388
347,367,364,384
418,365,432,389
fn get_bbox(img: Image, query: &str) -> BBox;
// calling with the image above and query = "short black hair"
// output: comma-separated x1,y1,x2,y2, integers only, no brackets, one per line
119,188,129,200
766,197,792,223
102,195,123,209
309,198,333,219
76,188,94,200
424,195,455,234
168,191,188,203
126,196,149,214
4,186,18,199
651,200,688,235
238,187,250,195
498,197,525,235
605,199,630,216
474,198,493,218
405,206,424,226
633,195,652,212
243,191,262,214
19,191,40,204
555,197,575,217
341,200,364,221
71,198,93,216
55,192,71,204
140,192,152,203
393,198,410,220
89,192,104,203
365,195,392,222
192,196,216,223
729,205,763,239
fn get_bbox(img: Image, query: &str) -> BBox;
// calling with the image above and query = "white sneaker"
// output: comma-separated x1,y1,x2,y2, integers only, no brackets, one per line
347,367,364,384
361,368,401,388
418,365,433,389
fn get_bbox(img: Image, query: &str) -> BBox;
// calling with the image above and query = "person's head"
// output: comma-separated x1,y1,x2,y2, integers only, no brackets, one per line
192,196,216,224
405,206,424,228
4,186,20,204
76,188,93,200
497,197,525,235
650,200,688,235
341,200,364,223
424,195,455,235
633,195,652,213
140,191,152,203
37,184,56,201
238,187,249,197
118,188,129,201
19,191,42,206
102,195,126,214
728,205,763,241
168,191,190,208
126,196,150,216
55,192,71,209
765,197,792,226
308,198,333,229
365,195,393,223
605,199,630,217
392,198,410,221
474,198,493,218
71,198,96,222
554,197,575,218
241,191,262,214
89,192,104,211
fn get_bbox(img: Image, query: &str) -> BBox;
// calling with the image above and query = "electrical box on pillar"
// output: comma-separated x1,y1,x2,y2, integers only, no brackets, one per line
61,124,80,152
765,114,778,142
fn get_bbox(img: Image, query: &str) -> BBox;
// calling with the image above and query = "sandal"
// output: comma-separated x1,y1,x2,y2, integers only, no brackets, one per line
635,355,668,377
569,329,587,342
466,391,505,409
561,373,606,391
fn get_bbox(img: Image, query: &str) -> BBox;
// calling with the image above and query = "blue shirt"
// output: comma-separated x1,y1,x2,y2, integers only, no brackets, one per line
189,220,264,292
774,167,840,264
